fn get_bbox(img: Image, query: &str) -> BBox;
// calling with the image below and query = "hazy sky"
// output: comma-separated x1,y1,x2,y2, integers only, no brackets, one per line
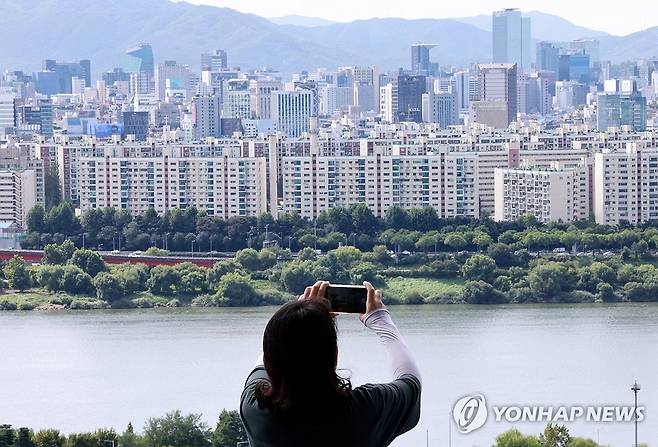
184,0,657,36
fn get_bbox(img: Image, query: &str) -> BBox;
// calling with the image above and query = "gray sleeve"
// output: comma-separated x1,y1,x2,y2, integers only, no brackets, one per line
362,309,421,382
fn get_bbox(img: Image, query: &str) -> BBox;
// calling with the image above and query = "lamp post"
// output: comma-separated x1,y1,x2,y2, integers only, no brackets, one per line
631,380,640,447
191,237,196,257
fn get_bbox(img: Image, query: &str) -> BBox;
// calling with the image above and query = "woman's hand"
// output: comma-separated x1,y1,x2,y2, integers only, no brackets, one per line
360,281,386,322
298,280,329,301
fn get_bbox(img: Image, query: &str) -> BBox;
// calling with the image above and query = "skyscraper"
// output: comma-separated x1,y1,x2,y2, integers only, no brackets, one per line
271,90,313,138
126,44,155,75
397,75,426,123
492,9,531,69
597,80,647,131
155,61,192,101
411,44,437,76
470,63,518,128
536,42,560,73
126,44,155,95
201,49,228,71
40,59,91,94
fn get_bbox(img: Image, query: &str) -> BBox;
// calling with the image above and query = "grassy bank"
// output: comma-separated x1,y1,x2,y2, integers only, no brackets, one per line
0,277,467,311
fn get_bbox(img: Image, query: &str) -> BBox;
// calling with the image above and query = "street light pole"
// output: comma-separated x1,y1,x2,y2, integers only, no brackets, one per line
631,380,640,447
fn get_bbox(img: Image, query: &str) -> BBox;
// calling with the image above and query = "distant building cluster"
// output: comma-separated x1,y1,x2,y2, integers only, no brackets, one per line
0,9,657,231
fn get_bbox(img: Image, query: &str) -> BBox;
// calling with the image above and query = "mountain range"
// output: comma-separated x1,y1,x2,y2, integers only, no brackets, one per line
1,0,656,77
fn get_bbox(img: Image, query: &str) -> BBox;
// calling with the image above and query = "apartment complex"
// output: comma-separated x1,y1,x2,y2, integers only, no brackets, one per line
278,151,478,220
77,150,267,218
0,169,39,229
593,145,658,225
494,163,590,223
34,124,658,226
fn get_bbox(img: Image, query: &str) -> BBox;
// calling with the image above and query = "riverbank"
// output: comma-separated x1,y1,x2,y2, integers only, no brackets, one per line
0,276,467,311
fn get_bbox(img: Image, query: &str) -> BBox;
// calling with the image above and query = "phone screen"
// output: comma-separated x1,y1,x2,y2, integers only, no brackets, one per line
325,284,368,314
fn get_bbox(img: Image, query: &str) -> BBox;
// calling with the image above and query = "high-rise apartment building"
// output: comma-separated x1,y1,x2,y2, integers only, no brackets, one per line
494,164,590,223
492,9,531,69
77,152,267,218
593,145,658,225
278,151,479,220
0,169,39,229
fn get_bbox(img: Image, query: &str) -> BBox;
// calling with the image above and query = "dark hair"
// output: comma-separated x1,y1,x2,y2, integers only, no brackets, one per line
255,299,351,412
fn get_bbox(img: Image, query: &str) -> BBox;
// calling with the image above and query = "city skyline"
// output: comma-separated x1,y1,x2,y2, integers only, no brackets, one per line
184,0,657,36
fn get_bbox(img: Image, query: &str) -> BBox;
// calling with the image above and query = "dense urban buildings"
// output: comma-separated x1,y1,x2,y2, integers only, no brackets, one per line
0,8,657,232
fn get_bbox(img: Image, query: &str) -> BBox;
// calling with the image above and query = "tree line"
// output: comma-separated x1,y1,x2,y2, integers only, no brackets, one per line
21,202,658,255
0,409,245,447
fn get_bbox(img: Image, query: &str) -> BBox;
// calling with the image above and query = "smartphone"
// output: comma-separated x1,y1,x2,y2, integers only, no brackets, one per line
325,284,368,314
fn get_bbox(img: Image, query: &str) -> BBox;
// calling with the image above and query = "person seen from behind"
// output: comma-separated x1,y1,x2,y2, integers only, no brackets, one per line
240,280,422,446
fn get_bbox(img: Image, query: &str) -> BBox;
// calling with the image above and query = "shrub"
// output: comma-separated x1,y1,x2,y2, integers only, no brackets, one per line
17,302,36,311
403,291,425,305
0,300,17,310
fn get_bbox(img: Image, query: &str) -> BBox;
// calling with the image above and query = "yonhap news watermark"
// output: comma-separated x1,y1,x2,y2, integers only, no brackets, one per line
452,394,645,434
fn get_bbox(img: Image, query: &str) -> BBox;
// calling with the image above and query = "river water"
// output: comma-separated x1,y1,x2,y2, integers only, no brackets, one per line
0,304,656,446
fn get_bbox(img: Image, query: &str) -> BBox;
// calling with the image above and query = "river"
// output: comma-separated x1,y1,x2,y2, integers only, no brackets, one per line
0,304,656,446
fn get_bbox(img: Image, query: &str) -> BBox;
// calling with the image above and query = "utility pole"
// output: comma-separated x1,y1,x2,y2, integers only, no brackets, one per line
631,380,641,447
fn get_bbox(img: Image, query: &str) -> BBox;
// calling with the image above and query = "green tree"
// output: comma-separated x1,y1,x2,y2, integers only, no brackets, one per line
179,271,209,296
538,424,570,447
462,280,507,304
235,248,261,271
3,255,32,291
210,409,247,447
144,410,210,447
444,233,468,251
568,438,597,447
44,168,62,209
32,429,65,447
408,206,439,232
43,240,76,265
93,272,126,303
351,203,379,235
45,202,80,235
596,282,616,302
325,246,363,270
64,433,95,447
26,205,47,233
280,260,329,294
147,266,180,296
206,261,245,289
494,428,540,447
215,273,259,306
36,265,65,292
297,247,318,261
60,265,94,295
0,425,15,447
70,249,107,277
461,254,497,283
384,205,409,230
14,427,35,447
